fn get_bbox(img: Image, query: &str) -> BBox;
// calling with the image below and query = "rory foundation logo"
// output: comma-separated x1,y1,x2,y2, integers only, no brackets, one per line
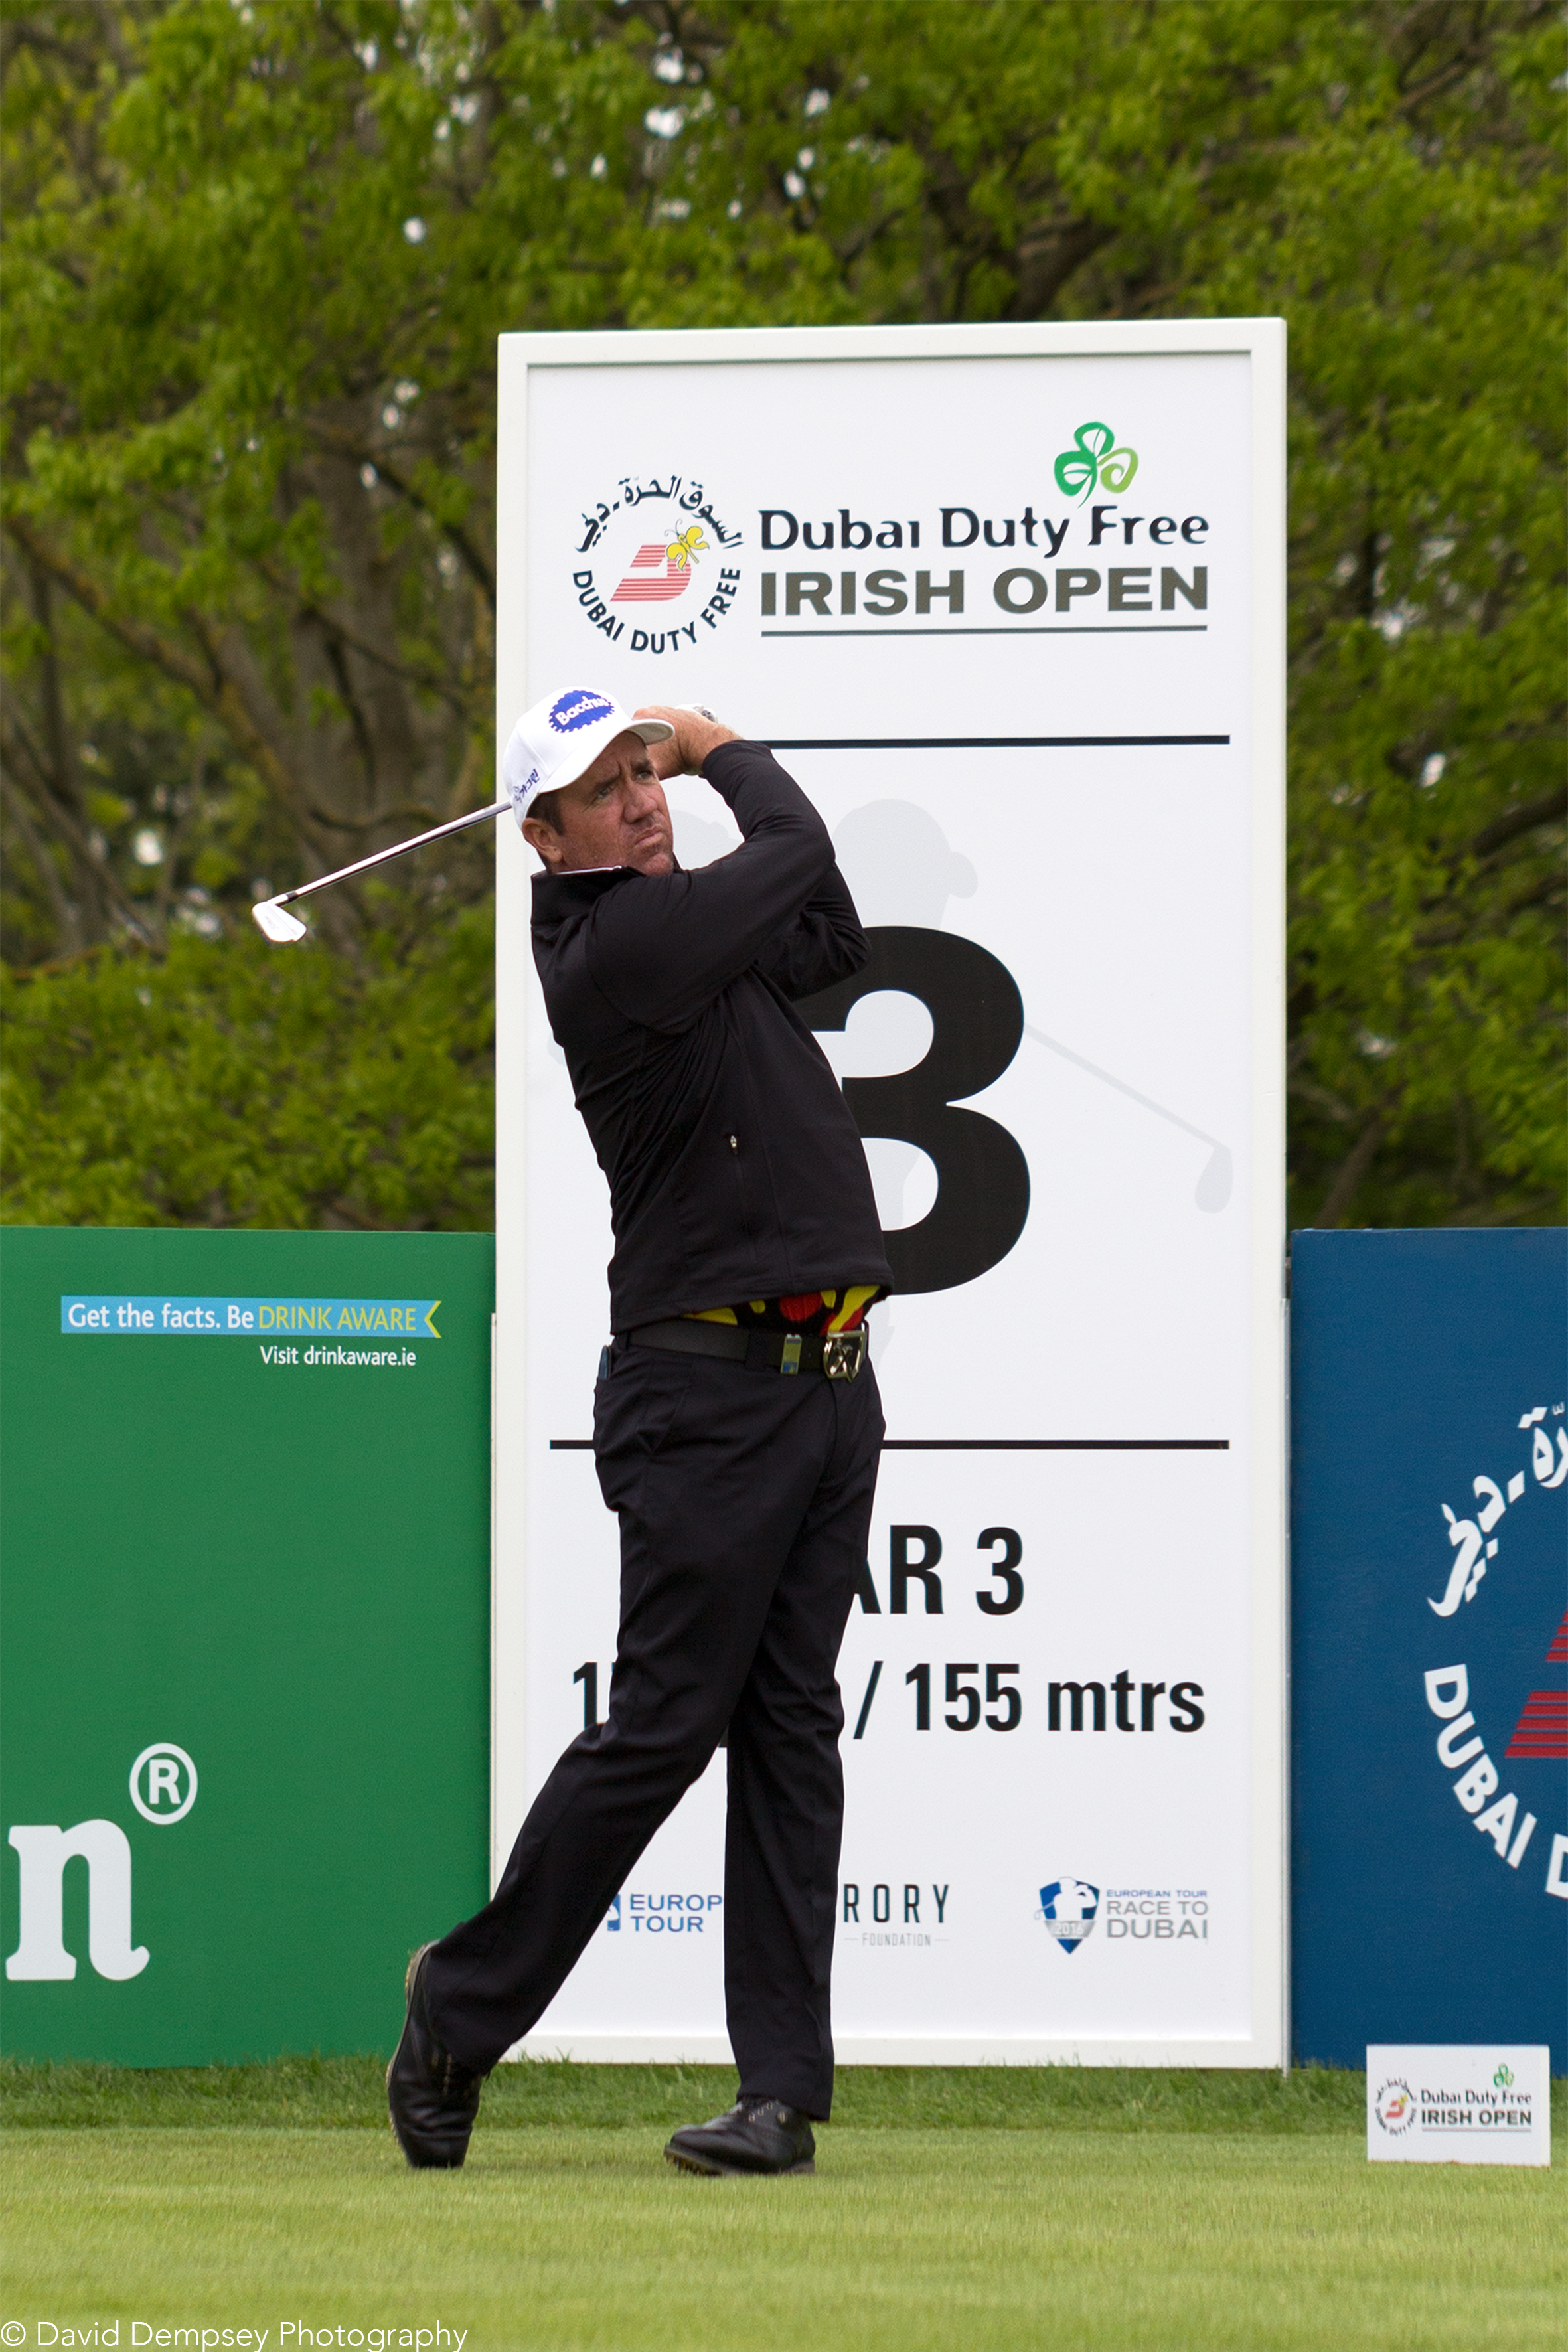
571,471,744,655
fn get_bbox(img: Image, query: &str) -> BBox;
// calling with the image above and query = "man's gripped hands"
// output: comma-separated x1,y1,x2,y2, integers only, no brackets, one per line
635,704,739,780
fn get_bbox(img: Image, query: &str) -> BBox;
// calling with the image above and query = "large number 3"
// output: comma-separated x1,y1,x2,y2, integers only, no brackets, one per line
799,927,1030,1295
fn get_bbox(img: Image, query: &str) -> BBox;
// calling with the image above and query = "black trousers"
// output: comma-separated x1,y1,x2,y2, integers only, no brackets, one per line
424,1336,884,2117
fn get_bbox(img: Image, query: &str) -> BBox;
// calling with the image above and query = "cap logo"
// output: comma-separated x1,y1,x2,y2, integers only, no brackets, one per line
549,689,614,734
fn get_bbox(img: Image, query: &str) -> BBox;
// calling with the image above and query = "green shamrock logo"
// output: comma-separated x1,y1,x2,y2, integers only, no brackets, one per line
1493,2063,1514,2088
1053,420,1139,502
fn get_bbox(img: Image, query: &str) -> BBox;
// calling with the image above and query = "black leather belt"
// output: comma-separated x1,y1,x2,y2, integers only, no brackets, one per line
627,1318,868,1380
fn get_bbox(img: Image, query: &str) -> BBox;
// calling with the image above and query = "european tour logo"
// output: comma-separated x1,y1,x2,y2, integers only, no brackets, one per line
570,470,744,656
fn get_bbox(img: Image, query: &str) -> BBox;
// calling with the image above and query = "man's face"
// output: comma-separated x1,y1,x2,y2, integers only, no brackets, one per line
522,730,674,876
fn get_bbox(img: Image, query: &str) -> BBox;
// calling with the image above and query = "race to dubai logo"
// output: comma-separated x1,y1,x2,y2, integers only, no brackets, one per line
1421,1397,1568,1913
1036,1877,1099,1954
1053,421,1138,503
571,471,744,655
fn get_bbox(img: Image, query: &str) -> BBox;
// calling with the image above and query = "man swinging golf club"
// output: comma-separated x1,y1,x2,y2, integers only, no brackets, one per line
388,686,892,2177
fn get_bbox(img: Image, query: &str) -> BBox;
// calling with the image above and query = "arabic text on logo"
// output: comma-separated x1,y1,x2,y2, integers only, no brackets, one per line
570,471,744,652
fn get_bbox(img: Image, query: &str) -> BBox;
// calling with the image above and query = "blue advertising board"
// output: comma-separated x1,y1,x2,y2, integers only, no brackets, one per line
1291,1229,1567,2071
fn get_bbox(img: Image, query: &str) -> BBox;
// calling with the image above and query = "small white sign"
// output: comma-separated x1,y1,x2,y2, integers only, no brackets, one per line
1367,2045,1551,2165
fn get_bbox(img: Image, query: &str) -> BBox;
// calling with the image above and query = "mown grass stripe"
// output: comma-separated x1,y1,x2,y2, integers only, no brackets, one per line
0,2056,1376,2134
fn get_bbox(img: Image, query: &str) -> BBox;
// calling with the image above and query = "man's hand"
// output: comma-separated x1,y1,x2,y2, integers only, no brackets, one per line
635,704,739,779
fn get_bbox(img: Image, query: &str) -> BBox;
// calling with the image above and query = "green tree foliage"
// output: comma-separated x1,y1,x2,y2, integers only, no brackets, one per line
0,907,495,1227
3,0,1563,1228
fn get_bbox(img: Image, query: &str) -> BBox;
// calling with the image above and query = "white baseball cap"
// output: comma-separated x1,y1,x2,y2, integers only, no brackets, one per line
501,686,674,826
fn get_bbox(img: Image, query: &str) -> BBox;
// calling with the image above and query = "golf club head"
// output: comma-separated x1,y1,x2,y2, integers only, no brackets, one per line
252,898,308,945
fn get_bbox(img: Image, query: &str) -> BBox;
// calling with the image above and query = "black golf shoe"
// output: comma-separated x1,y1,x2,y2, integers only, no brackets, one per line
386,1942,484,2169
665,2094,817,2177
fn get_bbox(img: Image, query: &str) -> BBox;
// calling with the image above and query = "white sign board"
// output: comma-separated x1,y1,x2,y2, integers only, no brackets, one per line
494,323,1286,2065
1368,2045,1552,2164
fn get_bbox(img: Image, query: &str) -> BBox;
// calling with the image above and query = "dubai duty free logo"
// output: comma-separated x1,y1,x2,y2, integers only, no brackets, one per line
1373,2078,1417,2136
1420,1397,1568,1912
570,470,744,656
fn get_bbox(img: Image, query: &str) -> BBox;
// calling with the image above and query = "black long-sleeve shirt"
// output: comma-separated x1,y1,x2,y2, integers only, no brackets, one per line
530,738,893,1332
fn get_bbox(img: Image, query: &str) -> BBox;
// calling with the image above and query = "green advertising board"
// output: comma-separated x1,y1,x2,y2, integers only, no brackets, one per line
0,1227,493,2064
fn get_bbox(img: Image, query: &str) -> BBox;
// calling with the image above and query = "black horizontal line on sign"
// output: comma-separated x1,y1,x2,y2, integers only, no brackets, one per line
764,734,1231,751
548,1437,1229,1452
881,1439,1231,1451
759,625,1208,638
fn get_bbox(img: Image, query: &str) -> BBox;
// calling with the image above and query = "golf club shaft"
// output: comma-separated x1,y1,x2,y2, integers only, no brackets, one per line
280,799,509,907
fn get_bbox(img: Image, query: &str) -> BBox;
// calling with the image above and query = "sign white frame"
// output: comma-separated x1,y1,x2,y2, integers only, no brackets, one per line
493,320,1287,2067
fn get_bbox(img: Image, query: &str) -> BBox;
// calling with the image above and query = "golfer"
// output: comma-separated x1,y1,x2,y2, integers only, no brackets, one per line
388,688,891,2177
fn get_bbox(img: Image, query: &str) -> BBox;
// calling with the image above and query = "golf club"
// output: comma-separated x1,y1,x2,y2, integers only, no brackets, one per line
251,799,509,941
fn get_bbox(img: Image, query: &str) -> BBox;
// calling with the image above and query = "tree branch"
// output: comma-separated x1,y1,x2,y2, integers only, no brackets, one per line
303,424,497,608
1314,1108,1389,1227
0,756,84,954
255,556,472,716
1467,779,1567,861
5,512,329,858
0,733,155,945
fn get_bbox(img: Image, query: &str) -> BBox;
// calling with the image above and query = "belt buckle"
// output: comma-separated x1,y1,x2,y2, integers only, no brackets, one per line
821,1330,866,1381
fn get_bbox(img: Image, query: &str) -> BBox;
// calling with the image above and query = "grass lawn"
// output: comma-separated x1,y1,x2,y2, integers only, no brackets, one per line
1,2065,1563,2351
